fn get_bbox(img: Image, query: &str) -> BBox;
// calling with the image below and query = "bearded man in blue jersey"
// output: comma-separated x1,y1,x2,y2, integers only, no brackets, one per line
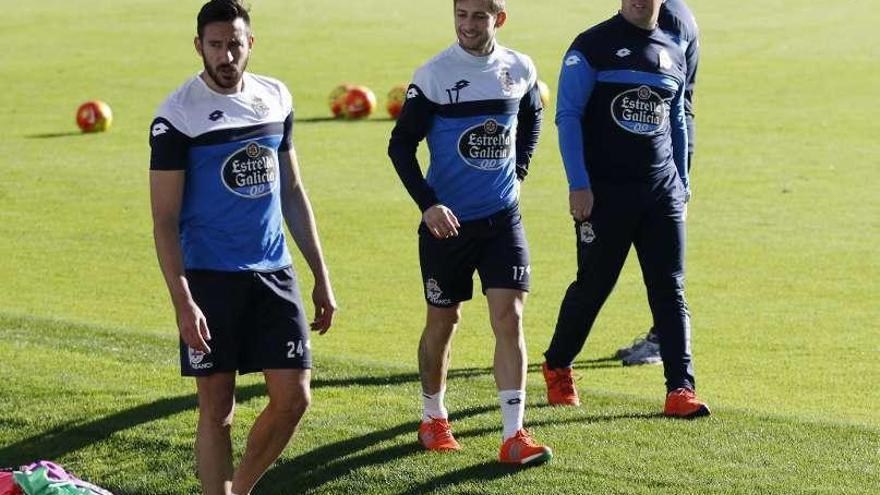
149,1,336,493
540,0,710,419
388,0,551,466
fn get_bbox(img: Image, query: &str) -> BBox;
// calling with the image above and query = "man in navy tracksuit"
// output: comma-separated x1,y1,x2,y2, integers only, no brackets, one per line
540,0,710,418
616,0,701,366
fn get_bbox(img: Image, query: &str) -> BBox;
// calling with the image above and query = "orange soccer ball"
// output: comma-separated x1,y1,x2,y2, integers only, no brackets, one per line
386,84,408,119
329,84,354,118
76,100,113,133
342,85,377,120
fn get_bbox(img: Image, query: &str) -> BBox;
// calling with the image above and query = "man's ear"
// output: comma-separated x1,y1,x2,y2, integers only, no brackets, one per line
495,11,507,28
194,36,203,57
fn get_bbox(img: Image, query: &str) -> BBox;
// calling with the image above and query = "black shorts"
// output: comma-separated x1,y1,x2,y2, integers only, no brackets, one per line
418,206,530,307
180,267,311,376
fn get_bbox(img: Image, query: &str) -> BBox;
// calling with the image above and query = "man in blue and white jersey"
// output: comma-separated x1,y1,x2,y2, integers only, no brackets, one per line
540,0,710,419
149,1,336,493
615,0,701,366
388,0,551,465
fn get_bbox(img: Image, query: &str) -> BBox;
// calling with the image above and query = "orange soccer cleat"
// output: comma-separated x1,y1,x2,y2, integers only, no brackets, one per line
664,388,711,419
418,417,461,451
542,362,580,406
499,429,552,465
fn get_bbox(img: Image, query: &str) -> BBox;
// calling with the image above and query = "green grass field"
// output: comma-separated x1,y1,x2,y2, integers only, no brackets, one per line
1,1,878,493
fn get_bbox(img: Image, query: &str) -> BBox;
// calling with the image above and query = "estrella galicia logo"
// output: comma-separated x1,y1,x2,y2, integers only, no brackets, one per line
457,119,512,171
208,110,224,121
446,79,470,103
610,85,669,135
221,142,278,198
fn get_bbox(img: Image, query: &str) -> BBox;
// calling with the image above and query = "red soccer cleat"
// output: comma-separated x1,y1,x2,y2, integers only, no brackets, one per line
542,362,580,406
418,417,461,451
499,429,552,465
664,388,711,419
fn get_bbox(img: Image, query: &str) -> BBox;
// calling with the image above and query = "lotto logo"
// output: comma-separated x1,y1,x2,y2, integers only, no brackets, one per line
565,55,580,66
151,122,169,137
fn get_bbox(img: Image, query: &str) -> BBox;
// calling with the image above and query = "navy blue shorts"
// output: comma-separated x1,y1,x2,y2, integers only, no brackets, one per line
180,267,311,376
418,206,530,307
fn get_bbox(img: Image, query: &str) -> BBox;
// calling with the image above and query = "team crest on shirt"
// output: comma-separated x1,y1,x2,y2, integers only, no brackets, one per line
251,96,270,118
457,118,512,171
498,68,514,94
221,141,279,198
658,49,673,70
610,85,669,135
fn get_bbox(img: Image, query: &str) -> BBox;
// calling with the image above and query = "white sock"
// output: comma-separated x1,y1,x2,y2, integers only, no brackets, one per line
499,389,525,440
422,388,448,422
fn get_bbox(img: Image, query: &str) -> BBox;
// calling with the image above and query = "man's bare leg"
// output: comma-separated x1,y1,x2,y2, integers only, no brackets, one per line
231,369,311,495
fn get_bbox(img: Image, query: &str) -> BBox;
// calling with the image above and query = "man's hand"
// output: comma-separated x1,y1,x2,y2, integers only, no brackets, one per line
310,279,337,335
569,188,594,222
423,204,461,239
175,299,211,354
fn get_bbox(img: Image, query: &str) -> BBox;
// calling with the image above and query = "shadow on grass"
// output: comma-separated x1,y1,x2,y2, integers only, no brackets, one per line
0,383,259,466
260,407,661,495
24,131,84,139
309,358,618,390
0,359,632,492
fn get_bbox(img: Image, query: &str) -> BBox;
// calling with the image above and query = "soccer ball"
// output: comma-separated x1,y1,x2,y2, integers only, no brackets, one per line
536,80,551,107
386,84,407,119
329,84,353,118
342,85,376,120
76,100,113,133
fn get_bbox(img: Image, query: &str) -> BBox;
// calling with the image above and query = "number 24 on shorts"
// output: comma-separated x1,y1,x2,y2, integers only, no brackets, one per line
287,340,305,358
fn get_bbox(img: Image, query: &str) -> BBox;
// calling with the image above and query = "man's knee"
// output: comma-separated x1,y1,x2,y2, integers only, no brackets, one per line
646,275,686,304
487,290,525,337
197,375,236,427
425,305,461,336
269,384,311,420
490,304,522,330
198,397,235,428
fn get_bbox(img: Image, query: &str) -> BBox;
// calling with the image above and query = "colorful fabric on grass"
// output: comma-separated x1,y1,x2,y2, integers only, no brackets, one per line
13,461,112,495
0,471,24,495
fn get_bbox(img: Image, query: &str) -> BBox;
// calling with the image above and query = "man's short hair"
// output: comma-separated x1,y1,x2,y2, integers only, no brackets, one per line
197,0,251,39
453,0,506,15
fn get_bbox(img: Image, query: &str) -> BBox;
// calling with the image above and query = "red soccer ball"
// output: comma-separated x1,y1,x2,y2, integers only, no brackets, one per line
76,100,113,133
328,84,353,118
342,85,377,120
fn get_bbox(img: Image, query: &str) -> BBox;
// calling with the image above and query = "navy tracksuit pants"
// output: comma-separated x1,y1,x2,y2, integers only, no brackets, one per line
543,176,696,392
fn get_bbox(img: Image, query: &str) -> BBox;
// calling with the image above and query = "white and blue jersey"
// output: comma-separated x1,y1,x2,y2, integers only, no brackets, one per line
389,43,543,222
557,13,689,195
149,72,294,272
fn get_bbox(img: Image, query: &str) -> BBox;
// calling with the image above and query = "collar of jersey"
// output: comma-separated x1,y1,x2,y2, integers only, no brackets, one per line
451,42,500,66
614,12,659,35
